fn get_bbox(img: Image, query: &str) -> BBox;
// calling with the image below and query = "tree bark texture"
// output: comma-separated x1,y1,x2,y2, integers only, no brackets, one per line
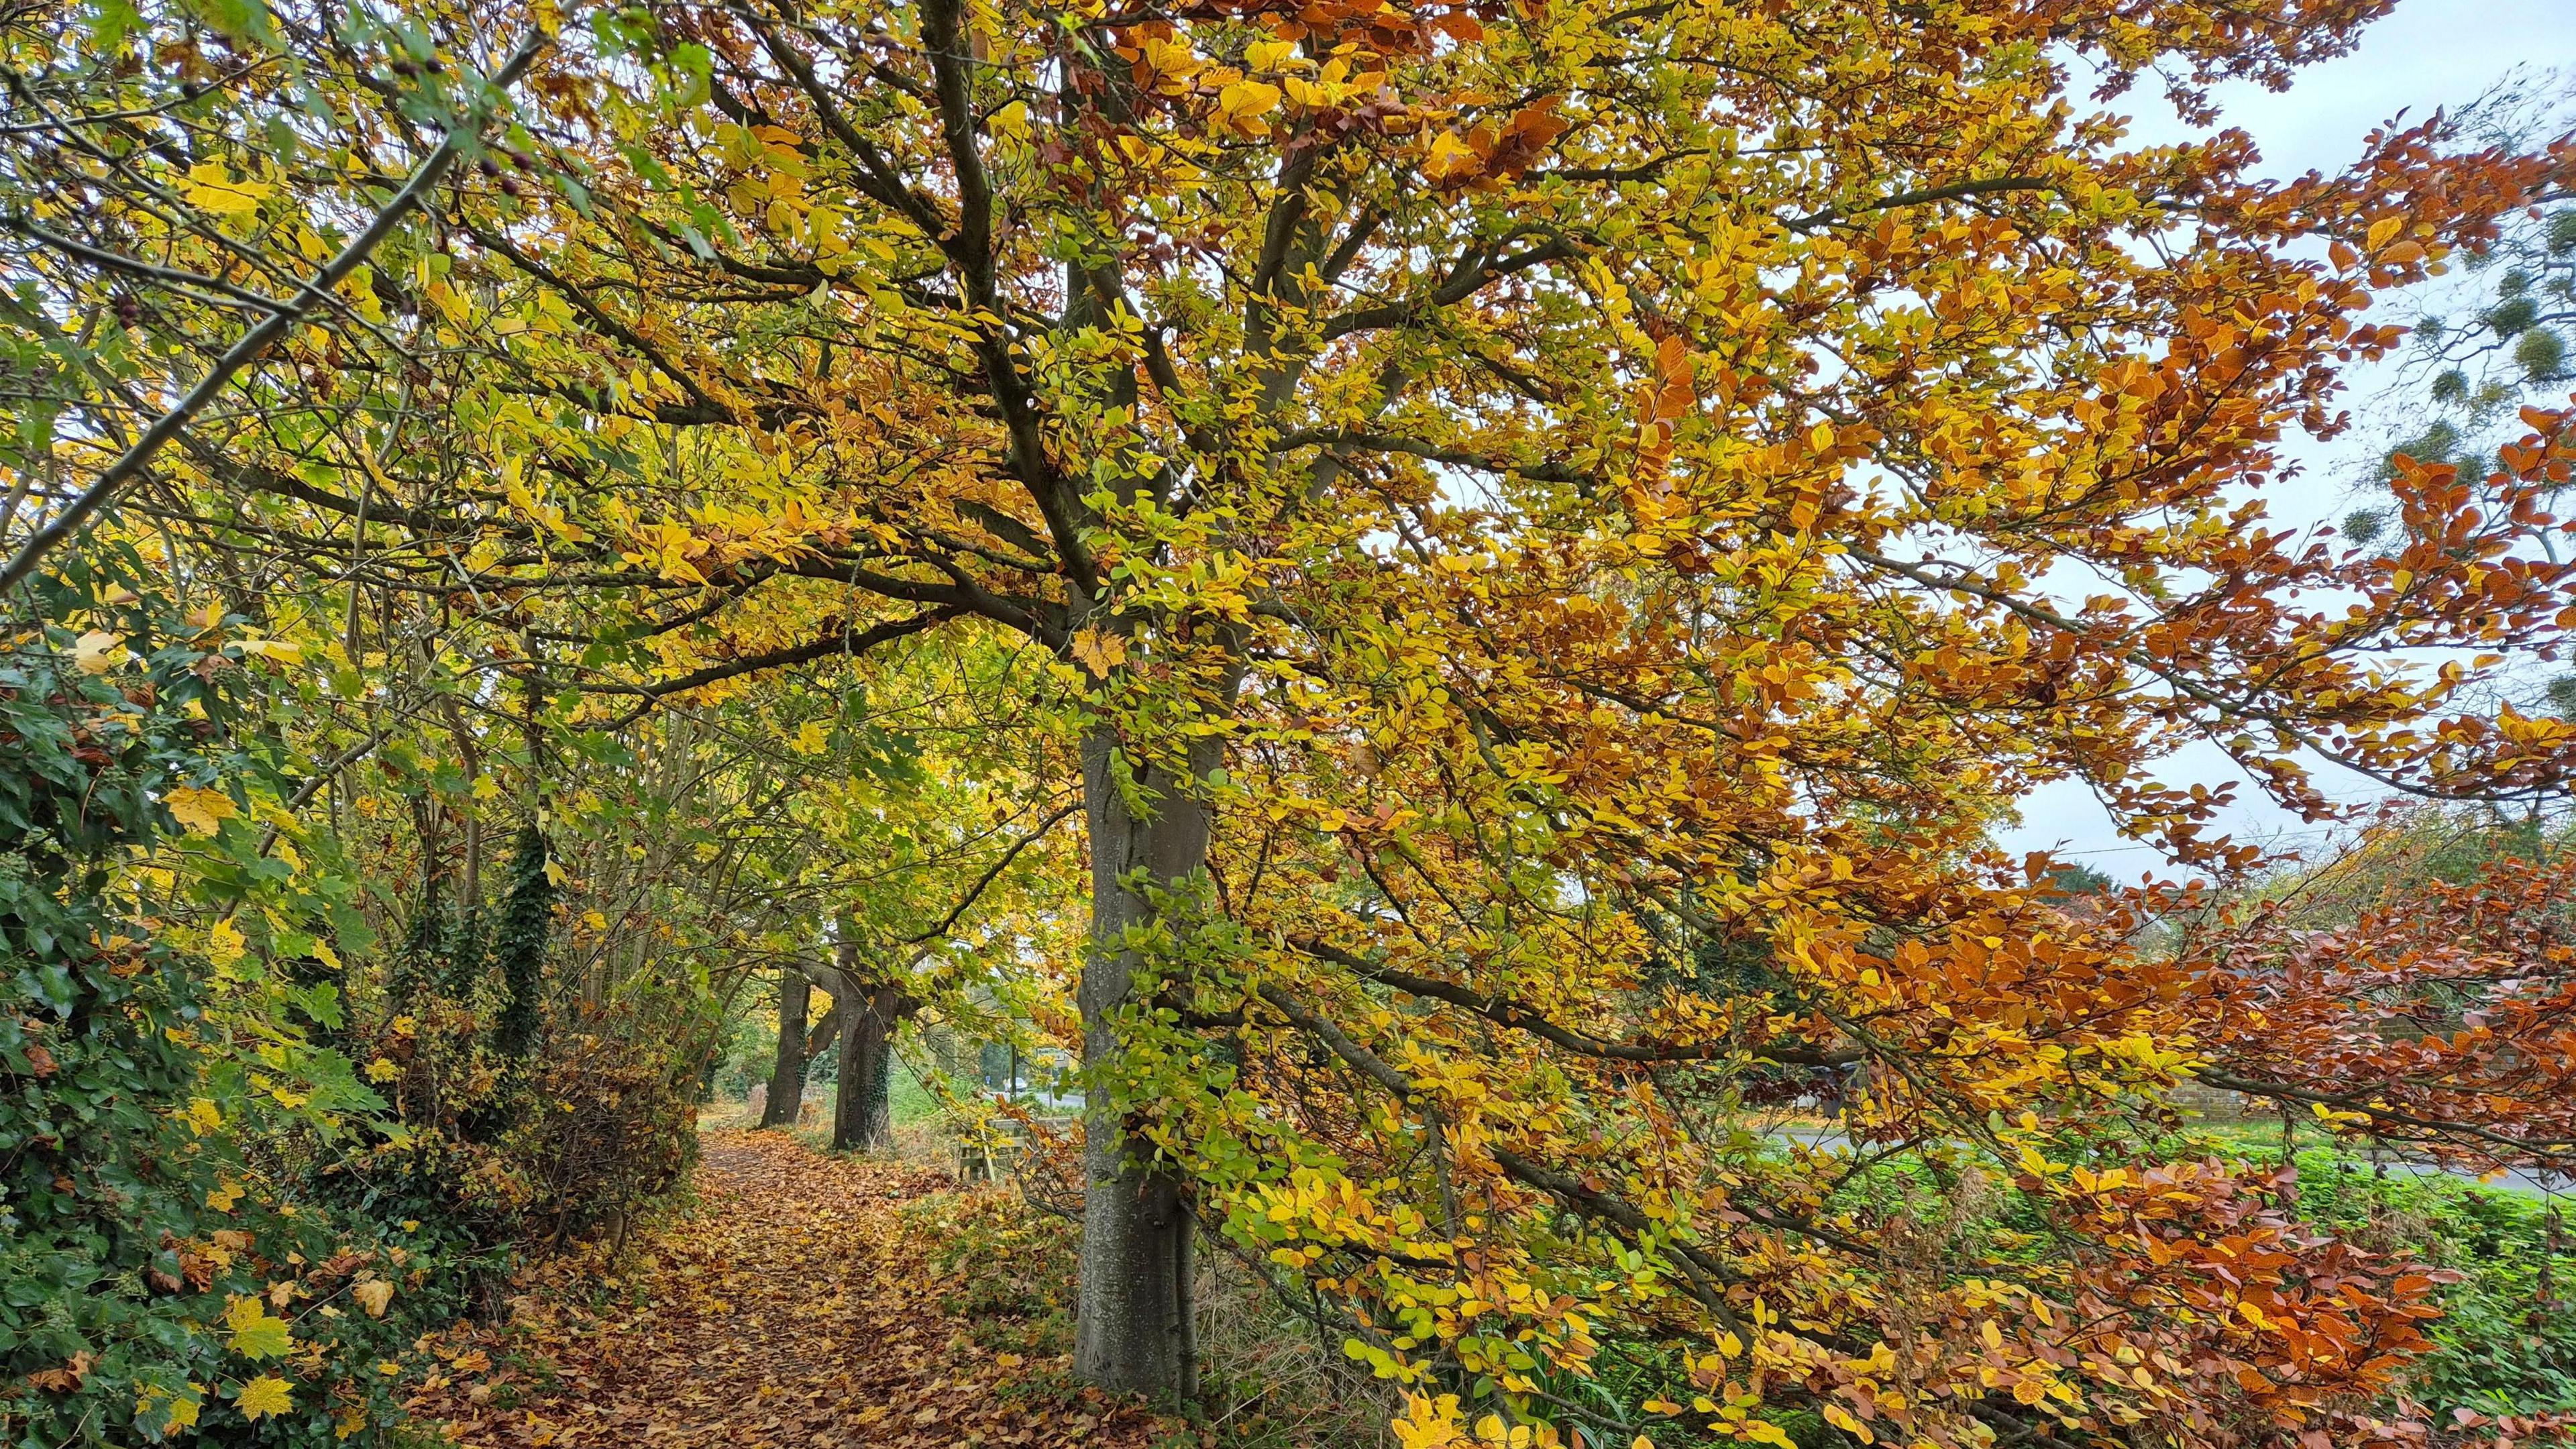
1071,724,1210,1405
826,936,916,1154
761,966,809,1128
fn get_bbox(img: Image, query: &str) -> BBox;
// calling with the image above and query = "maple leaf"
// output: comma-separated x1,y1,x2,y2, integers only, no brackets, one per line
233,1375,293,1420
22,1352,92,1393
225,1295,294,1359
164,784,238,835
70,629,127,674
1070,630,1128,679
205,918,248,969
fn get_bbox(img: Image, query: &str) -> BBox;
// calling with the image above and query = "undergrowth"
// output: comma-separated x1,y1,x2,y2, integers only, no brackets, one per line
905,1186,1395,1448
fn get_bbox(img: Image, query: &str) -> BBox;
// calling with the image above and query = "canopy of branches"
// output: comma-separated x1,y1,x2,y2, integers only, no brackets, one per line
5,0,2576,1444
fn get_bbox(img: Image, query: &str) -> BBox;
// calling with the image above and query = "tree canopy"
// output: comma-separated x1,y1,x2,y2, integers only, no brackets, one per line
6,0,2576,1444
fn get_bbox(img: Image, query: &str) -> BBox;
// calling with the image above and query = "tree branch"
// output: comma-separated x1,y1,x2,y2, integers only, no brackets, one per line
0,34,548,593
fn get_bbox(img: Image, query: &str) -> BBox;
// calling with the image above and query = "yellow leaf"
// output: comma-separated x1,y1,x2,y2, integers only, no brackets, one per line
185,1097,223,1134
1217,79,1282,127
366,1057,399,1082
206,1181,244,1212
352,1279,394,1318
206,918,248,969
233,1375,293,1420
225,1296,295,1359
1820,1403,1872,1444
184,162,270,216
1422,131,1479,184
235,637,305,664
989,100,1030,142
72,630,129,674
166,785,239,836
1391,1393,1468,1448
1246,38,1305,72
1071,629,1128,679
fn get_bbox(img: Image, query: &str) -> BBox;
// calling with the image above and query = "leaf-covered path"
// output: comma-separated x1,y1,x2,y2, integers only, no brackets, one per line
410,1130,1169,1449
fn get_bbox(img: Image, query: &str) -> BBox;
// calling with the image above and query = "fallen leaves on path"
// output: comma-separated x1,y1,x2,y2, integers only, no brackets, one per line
408,1130,1173,1448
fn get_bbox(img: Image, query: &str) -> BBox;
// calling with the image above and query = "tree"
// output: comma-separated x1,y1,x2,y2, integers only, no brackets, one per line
2367,73,2576,511
2353,71,2576,720
490,826,555,1062
420,0,2573,1415
819,930,921,1153
15,0,2576,1437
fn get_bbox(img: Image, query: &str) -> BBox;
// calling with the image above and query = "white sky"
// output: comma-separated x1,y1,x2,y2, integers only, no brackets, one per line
1992,1,2576,873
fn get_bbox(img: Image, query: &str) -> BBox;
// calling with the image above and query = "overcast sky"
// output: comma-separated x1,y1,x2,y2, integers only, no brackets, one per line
1992,1,2575,873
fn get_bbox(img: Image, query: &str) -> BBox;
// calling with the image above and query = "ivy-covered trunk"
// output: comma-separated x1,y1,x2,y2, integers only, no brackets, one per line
490,825,553,1062
826,938,912,1152
1071,724,1210,1405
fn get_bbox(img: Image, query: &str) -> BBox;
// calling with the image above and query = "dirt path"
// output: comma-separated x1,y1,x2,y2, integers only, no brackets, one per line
410,1130,1167,1448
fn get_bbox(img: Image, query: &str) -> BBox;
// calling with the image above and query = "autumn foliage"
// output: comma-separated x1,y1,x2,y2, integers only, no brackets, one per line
7,0,2576,1443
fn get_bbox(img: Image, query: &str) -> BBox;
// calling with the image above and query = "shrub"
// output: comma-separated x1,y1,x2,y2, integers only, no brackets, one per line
0,553,464,1444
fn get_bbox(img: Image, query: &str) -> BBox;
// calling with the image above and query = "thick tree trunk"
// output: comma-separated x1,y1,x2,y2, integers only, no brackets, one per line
1071,724,1210,1405
827,936,914,1153
761,967,810,1128
833,989,894,1152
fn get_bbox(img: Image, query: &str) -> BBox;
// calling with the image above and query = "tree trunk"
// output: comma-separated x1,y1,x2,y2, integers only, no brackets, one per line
828,937,914,1153
761,967,809,1128
1071,724,1210,1405
833,987,894,1152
